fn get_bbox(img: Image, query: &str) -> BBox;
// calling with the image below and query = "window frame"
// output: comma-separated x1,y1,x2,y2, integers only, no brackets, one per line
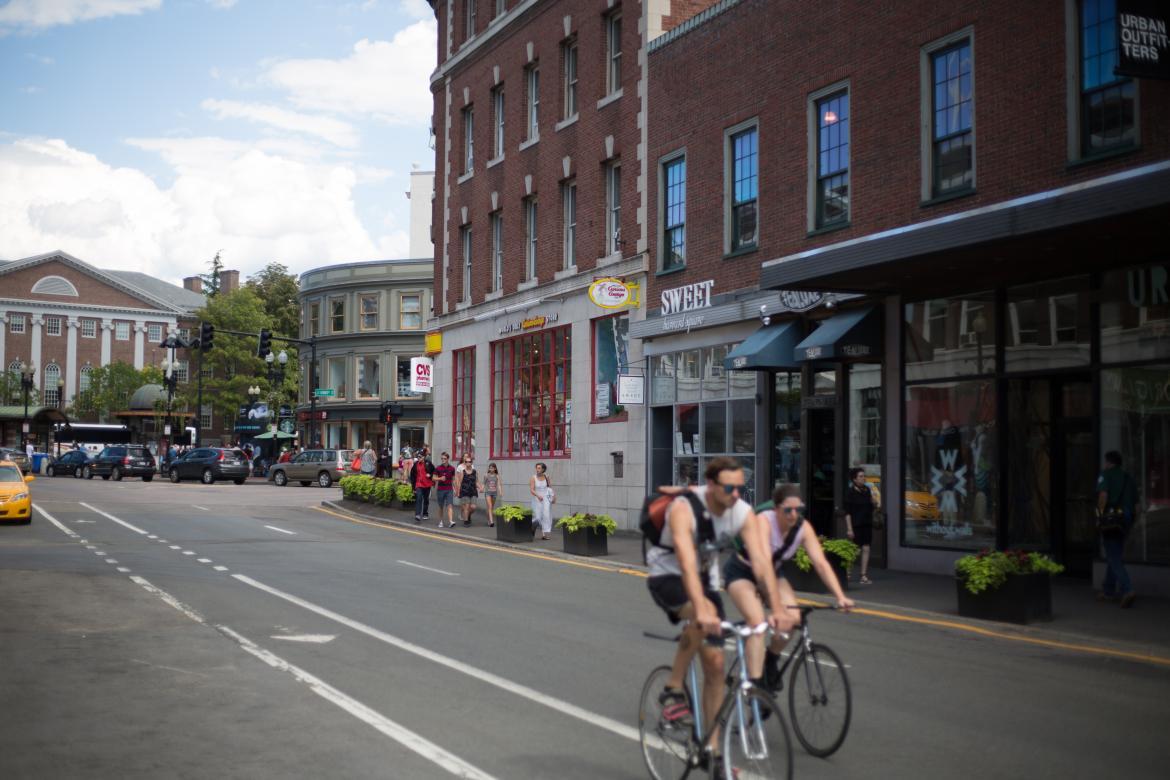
358,293,380,332
9,314,26,334
146,323,162,343
490,325,572,459
325,355,347,400
45,317,63,337
308,301,320,337
461,225,473,303
562,37,578,120
464,0,477,41
81,319,96,338
329,297,346,334
43,363,61,406
1066,0,1140,161
79,365,93,393
921,28,976,201
606,11,622,97
199,403,213,430
524,196,538,281
591,312,630,424
723,118,759,255
490,211,504,292
491,85,505,160
562,178,576,269
660,150,687,271
452,347,476,458
807,82,851,231
606,161,622,257
399,292,423,330
525,64,540,141
356,354,382,399
115,321,130,341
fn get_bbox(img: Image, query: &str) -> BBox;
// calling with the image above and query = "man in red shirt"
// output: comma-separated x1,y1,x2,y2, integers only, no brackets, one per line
410,451,435,523
433,452,456,528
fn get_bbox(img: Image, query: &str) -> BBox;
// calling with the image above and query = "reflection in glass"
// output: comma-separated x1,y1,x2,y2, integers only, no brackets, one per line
675,457,699,487
731,399,754,454
357,356,381,398
773,372,802,489
905,292,995,380
1007,379,1051,549
703,402,727,453
676,404,699,455
1101,263,1170,364
651,354,675,404
1005,277,1091,371
677,349,701,402
849,363,882,471
701,346,727,398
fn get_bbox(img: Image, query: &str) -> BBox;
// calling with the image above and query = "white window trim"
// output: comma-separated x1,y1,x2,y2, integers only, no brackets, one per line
526,64,540,142
723,117,759,254
463,105,475,174
147,323,162,342
45,317,62,336
9,314,25,334
920,27,977,202
81,319,96,338
606,161,622,257
562,179,577,271
358,292,380,332
329,296,346,334
399,291,424,331
606,11,622,97
492,86,505,160
462,226,473,304
806,81,850,233
562,37,578,121
115,321,131,341
525,197,538,281
658,148,687,270
491,212,504,292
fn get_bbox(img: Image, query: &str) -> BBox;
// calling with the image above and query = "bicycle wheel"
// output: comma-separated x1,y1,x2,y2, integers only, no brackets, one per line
639,665,694,780
788,642,851,757
721,686,793,780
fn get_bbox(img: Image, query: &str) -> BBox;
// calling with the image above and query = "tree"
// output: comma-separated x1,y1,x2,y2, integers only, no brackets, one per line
69,362,162,423
0,371,41,407
244,262,300,338
201,251,225,298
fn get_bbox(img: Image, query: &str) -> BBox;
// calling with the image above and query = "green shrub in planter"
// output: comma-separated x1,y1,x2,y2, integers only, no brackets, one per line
793,537,860,573
394,480,415,504
555,512,617,535
372,479,396,506
493,504,534,523
954,549,1063,595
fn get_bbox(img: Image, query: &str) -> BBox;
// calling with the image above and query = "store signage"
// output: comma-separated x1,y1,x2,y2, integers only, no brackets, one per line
595,383,612,418
297,410,328,421
425,331,443,355
279,404,293,418
841,344,872,357
1116,1,1170,79
660,279,714,316
779,290,824,312
802,395,837,410
410,356,434,393
589,278,633,309
499,312,559,336
279,419,296,434
617,374,645,405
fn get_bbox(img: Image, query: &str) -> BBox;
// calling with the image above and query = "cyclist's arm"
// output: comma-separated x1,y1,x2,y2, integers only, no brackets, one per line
740,509,786,625
800,524,854,610
669,499,719,634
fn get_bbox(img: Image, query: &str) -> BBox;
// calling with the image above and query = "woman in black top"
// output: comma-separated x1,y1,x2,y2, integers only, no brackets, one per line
844,467,877,585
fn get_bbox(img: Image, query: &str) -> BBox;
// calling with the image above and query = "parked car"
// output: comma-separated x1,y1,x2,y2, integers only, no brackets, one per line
0,459,33,524
168,447,250,485
46,449,92,478
267,449,354,488
83,445,156,481
0,448,31,475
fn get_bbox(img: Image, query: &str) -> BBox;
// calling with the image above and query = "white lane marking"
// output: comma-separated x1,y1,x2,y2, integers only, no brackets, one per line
79,502,148,535
85,545,96,550
271,634,337,644
147,534,158,539
72,519,95,524
213,566,229,572
127,576,495,780
170,545,182,550
396,560,460,577
116,567,131,573
34,507,78,538
264,525,296,536
197,558,212,563
232,574,640,743
182,551,196,556
105,559,118,564
93,551,106,556
193,505,210,511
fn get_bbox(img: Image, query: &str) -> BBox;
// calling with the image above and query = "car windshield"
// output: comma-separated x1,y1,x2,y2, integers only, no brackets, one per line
0,466,24,482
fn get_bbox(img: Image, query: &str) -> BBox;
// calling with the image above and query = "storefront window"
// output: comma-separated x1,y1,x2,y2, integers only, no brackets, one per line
701,346,727,397
1101,262,1170,364
773,372,802,489
1101,366,1170,564
357,355,380,399
326,357,347,399
453,347,476,459
677,349,701,402
491,326,571,458
1005,277,1091,372
397,358,427,398
905,292,996,380
849,362,882,470
593,314,630,420
651,354,675,404
702,402,726,452
673,400,754,502
904,379,996,549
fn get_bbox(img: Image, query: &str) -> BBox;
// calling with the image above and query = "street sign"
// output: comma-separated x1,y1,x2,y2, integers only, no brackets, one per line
313,388,335,397
164,424,172,435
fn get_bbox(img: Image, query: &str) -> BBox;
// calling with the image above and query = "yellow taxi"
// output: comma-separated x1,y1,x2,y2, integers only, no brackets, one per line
867,475,940,522
0,459,34,524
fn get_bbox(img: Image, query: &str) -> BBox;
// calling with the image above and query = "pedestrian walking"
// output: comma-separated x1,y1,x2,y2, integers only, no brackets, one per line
410,451,434,522
433,452,456,528
844,467,877,585
484,463,501,527
377,444,391,479
1097,450,1138,608
529,462,553,540
456,454,482,527
357,440,377,476
399,447,415,482
25,439,34,463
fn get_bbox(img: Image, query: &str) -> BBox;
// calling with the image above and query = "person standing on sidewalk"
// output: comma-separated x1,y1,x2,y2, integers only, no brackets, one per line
410,452,434,523
456,454,482,527
358,440,377,476
484,463,501,528
529,462,553,540
1097,450,1138,608
843,467,876,585
434,452,457,528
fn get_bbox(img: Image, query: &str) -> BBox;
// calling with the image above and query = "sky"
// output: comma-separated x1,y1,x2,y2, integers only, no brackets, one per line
0,0,436,284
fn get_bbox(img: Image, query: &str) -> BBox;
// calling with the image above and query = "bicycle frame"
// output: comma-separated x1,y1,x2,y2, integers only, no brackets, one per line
683,623,772,762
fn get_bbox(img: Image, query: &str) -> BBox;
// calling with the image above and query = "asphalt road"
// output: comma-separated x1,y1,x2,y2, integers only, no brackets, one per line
1,477,1167,779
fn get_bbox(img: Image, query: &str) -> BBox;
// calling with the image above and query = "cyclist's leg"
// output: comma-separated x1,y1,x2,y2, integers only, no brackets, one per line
767,576,800,655
668,602,703,690
726,578,766,679
699,641,724,749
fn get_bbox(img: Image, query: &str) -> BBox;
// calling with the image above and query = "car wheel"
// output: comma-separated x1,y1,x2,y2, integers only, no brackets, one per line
111,467,122,482
74,466,83,478
170,468,181,483
317,471,333,488
233,478,246,485
143,475,153,483
202,468,215,485
46,465,55,477
83,465,94,480
273,471,287,487
300,480,311,487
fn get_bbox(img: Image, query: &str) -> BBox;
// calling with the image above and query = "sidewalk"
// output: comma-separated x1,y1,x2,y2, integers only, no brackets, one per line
323,498,1170,660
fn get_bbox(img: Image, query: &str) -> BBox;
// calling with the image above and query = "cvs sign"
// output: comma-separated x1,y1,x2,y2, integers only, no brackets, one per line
410,356,434,393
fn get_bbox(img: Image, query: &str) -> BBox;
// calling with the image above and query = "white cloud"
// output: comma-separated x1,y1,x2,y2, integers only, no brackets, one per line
207,0,237,8
201,98,360,148
19,85,43,94
396,0,431,19
0,0,160,30
264,20,436,125
25,53,55,64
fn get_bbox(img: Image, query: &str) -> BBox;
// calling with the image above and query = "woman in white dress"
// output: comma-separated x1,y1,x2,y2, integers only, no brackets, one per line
529,462,553,540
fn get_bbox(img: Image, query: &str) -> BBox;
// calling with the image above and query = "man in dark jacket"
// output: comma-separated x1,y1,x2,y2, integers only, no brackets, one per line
410,451,435,523
1097,450,1137,608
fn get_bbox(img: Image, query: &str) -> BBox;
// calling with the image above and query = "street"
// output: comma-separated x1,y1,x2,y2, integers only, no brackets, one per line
1,478,1166,779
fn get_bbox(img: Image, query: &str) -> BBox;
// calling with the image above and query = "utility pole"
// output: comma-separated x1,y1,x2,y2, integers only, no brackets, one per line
308,336,317,447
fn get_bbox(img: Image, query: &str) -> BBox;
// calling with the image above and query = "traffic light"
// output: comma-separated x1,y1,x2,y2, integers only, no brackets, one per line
199,322,215,351
257,329,272,359
381,402,403,425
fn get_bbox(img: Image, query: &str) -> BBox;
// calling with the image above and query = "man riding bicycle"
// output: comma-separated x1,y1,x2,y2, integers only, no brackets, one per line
646,456,792,745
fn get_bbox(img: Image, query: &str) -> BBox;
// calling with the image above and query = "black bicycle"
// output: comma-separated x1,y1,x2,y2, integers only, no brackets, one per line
771,604,852,758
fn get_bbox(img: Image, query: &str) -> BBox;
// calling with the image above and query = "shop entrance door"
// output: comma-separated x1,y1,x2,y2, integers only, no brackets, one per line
807,408,836,537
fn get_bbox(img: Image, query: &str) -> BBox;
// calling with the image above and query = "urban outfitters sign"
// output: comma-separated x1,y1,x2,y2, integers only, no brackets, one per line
1117,0,1170,79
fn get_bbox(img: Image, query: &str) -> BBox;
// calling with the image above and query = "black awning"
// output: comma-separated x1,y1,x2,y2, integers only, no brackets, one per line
723,321,802,371
794,307,881,362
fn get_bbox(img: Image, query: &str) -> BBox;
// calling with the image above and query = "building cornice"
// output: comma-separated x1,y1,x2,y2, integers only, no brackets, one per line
0,299,183,320
429,0,542,88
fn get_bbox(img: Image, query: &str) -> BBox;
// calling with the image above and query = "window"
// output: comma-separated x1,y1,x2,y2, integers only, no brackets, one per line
662,155,686,270
905,293,997,380
200,404,213,430
309,302,320,337
43,364,61,406
9,314,25,334
495,0,505,17
175,360,189,383
359,294,379,331
453,347,476,458
201,364,213,380
115,321,130,341
400,293,423,330
464,0,476,40
326,356,347,399
176,327,189,341
463,106,474,174
490,212,504,291
492,86,505,159
461,226,473,303
562,37,578,119
525,197,538,280
357,355,381,399
606,12,622,96
397,357,425,398
1079,0,1135,156
491,326,571,457
930,39,974,196
773,372,802,488
1005,277,1091,371
81,319,96,338
1101,262,1170,363
526,65,540,140
729,126,758,251
330,298,345,333
815,90,850,227
147,323,162,343
79,365,93,393
593,314,630,421
606,162,621,256
562,179,576,269
43,317,62,337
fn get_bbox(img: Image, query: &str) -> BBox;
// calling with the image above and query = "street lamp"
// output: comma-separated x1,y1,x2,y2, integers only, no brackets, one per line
161,357,179,449
972,309,989,374
265,349,288,384
15,360,36,448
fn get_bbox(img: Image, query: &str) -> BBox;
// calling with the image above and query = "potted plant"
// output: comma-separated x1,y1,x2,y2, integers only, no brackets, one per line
556,512,616,557
394,480,415,509
493,504,534,543
786,537,858,593
372,479,395,507
954,549,1063,624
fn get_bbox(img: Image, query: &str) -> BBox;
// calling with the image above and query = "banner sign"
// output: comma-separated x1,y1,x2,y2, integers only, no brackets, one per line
425,331,443,355
589,278,633,309
617,374,645,405
1116,0,1170,79
410,356,434,393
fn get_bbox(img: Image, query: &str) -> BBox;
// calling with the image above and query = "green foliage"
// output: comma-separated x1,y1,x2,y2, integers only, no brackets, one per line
555,512,617,535
793,536,861,572
244,262,301,338
372,479,396,506
493,503,534,523
69,362,162,422
201,251,224,298
394,480,415,503
955,549,1065,595
340,474,376,500
0,371,41,407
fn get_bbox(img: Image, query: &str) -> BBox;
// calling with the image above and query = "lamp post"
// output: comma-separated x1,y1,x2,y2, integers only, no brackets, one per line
16,360,36,449
161,357,179,453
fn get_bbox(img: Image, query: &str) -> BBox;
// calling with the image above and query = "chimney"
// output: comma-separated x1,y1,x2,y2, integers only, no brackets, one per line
218,269,240,295
183,276,203,293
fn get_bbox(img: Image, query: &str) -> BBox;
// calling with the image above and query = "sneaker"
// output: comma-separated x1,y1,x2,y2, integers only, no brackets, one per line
463,520,471,527
422,515,430,522
763,655,783,692
1120,591,1137,609
658,687,692,727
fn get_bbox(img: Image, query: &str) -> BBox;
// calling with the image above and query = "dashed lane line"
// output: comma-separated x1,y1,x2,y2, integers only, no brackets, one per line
264,525,297,536
79,502,148,535
396,560,460,577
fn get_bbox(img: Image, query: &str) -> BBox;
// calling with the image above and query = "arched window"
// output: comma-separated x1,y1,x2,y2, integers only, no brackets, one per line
7,360,21,374
44,364,61,406
79,365,93,393
31,275,80,297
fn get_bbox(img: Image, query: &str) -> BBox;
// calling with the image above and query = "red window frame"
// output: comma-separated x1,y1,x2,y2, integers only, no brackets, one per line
591,312,629,423
452,347,476,459
490,325,571,459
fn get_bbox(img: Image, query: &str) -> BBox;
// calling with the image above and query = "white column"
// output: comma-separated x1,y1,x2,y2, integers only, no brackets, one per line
133,322,146,369
0,312,7,376
65,319,79,404
30,316,43,380
100,320,113,366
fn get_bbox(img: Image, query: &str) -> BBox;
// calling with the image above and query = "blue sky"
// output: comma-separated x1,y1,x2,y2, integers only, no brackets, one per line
0,0,435,282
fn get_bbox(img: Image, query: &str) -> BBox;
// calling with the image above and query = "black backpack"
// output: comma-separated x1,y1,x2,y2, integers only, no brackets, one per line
640,489,715,562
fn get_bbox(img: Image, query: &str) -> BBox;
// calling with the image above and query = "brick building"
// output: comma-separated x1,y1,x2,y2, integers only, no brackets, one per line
639,0,1170,588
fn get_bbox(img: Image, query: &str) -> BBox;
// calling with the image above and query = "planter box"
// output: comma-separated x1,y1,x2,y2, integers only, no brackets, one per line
399,500,415,510
784,558,850,594
955,572,1053,624
496,517,534,543
562,526,609,557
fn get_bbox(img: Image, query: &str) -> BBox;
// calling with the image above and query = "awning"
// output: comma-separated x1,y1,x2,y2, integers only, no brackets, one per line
794,307,881,362
723,321,802,371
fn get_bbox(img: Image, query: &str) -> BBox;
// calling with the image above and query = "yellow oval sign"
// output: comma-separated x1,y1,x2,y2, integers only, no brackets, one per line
588,278,631,309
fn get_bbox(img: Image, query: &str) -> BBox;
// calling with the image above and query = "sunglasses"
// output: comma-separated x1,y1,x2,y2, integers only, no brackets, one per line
782,505,808,516
718,483,745,496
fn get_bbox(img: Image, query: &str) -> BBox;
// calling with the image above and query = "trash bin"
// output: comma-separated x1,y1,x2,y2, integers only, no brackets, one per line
31,453,46,474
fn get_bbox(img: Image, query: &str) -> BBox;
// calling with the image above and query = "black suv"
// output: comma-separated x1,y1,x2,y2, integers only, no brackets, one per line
168,448,250,485
46,449,92,478
84,446,156,481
